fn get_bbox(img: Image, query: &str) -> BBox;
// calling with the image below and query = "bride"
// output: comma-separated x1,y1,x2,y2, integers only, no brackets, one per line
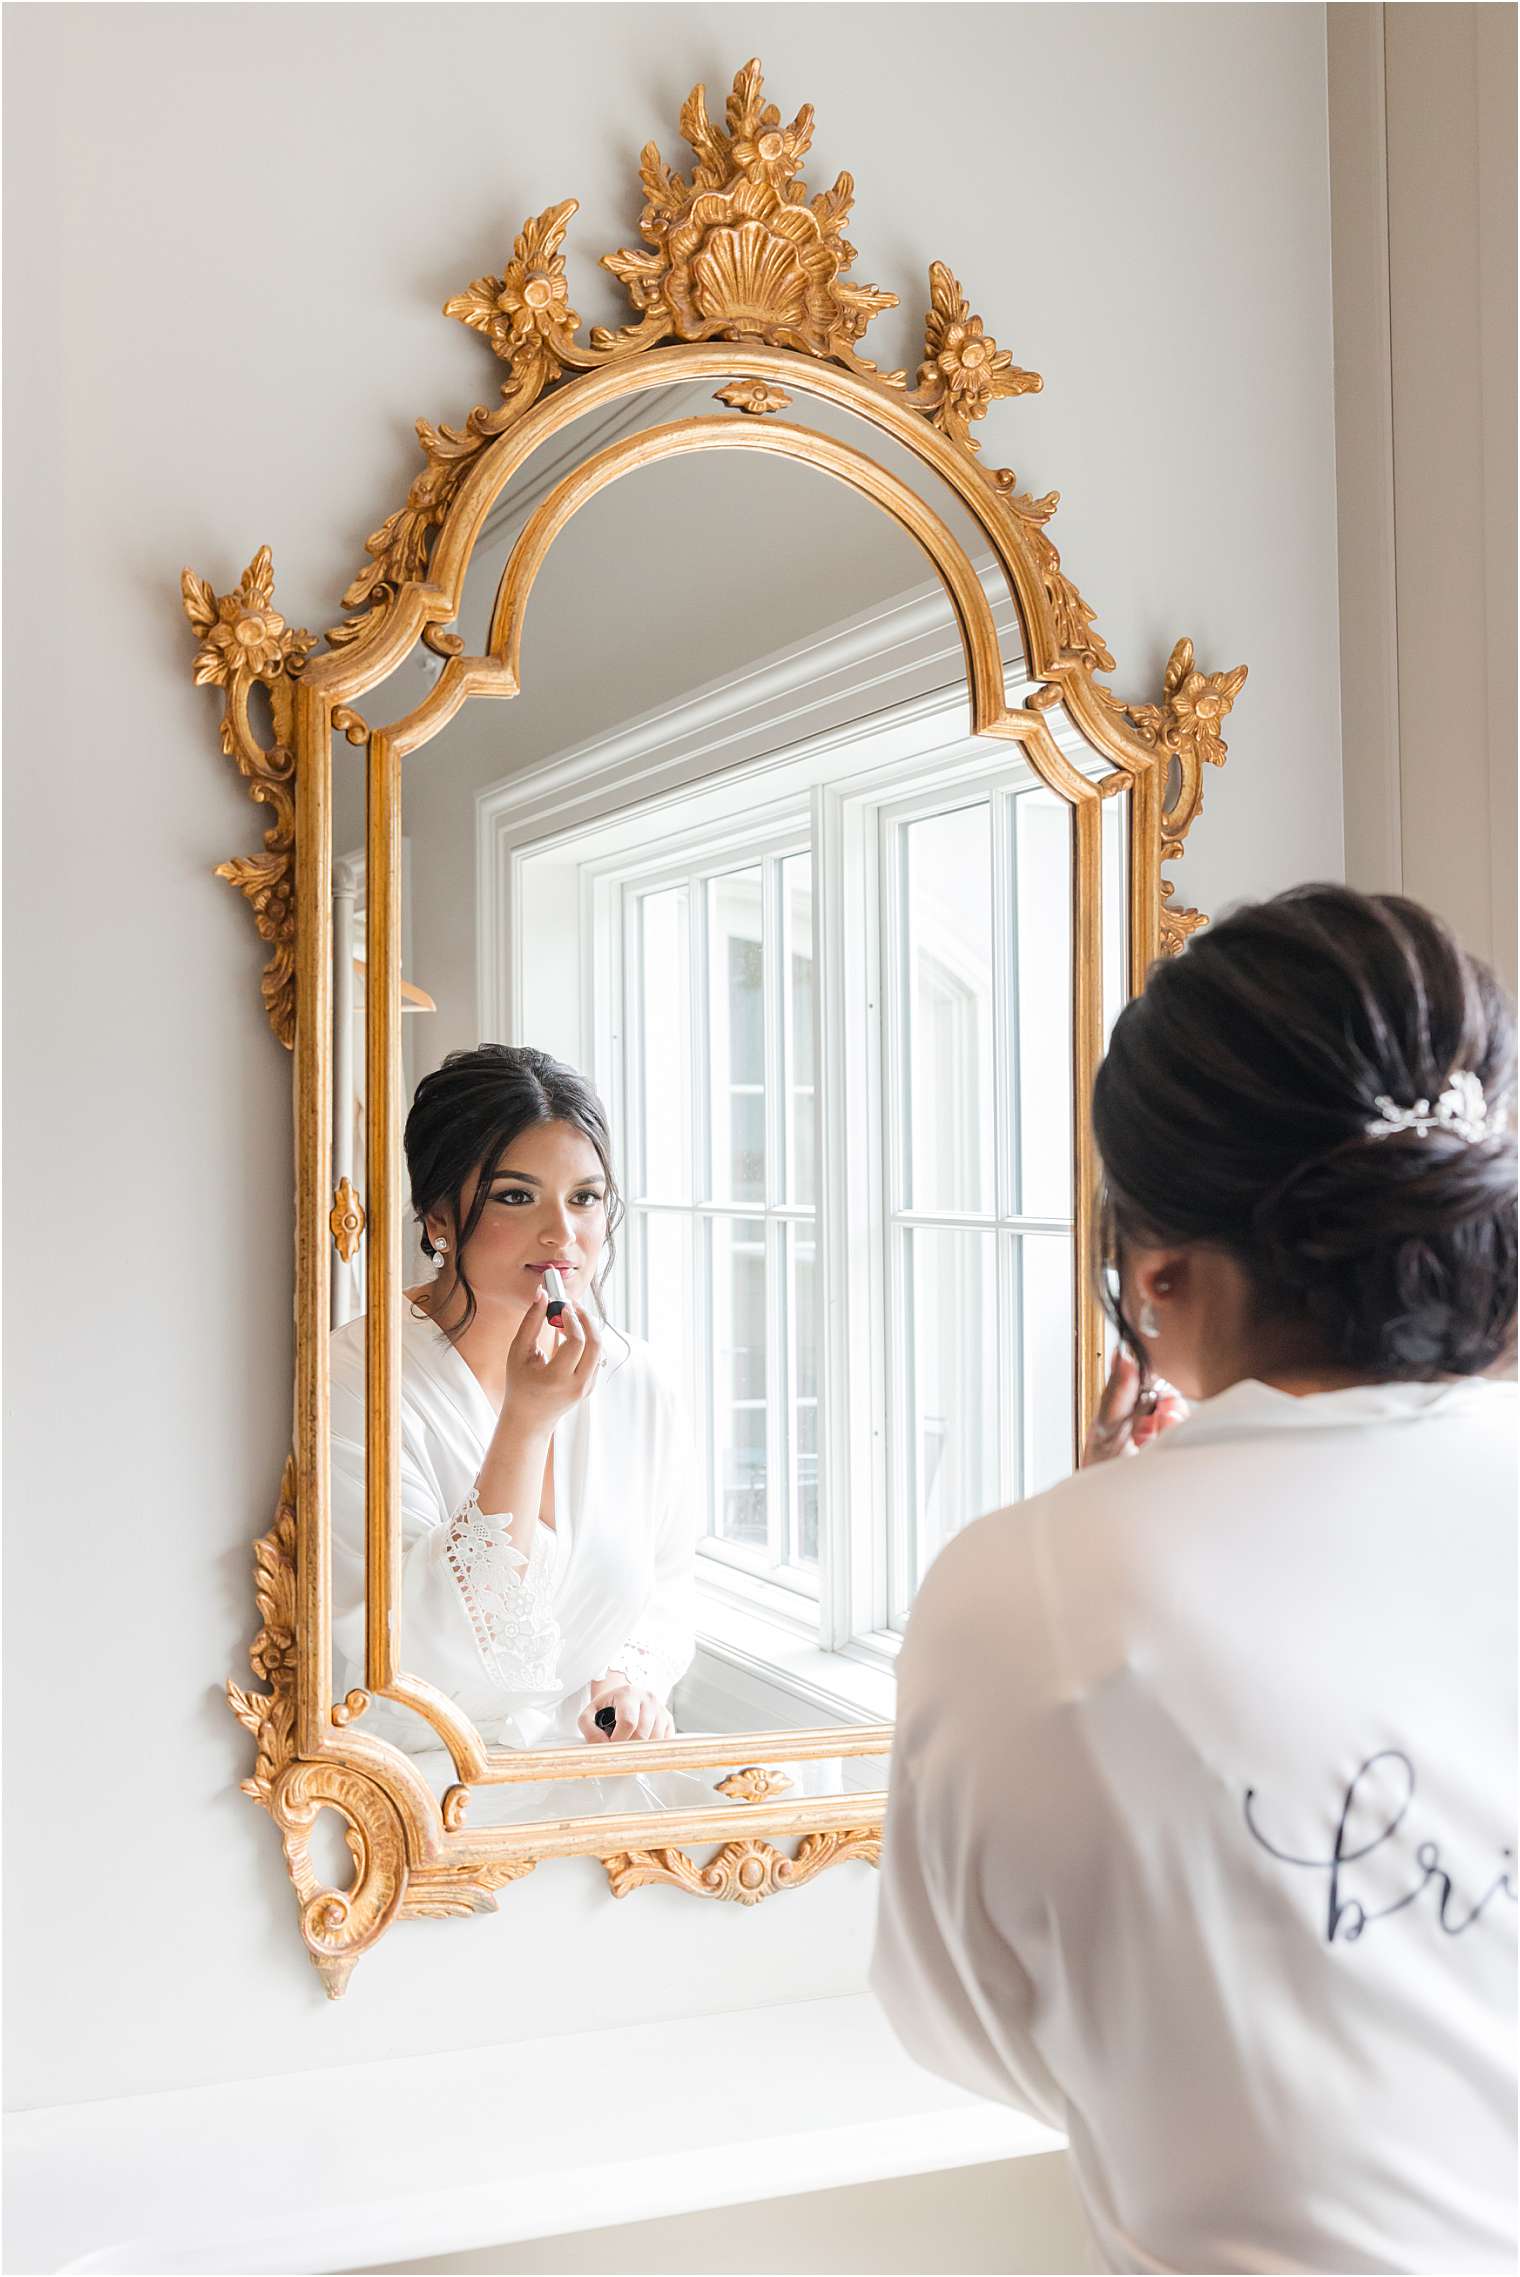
330,1044,698,1757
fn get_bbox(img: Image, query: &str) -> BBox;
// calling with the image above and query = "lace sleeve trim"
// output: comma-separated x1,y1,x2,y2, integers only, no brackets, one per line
444,1488,563,1692
609,1623,692,1704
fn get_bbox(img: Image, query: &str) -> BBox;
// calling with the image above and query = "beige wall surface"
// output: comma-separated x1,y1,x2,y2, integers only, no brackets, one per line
1331,2,1517,989
3,2,1342,2114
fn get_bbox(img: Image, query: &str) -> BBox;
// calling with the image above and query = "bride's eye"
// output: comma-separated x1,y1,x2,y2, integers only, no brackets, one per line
572,1190,604,1208
491,1187,534,1206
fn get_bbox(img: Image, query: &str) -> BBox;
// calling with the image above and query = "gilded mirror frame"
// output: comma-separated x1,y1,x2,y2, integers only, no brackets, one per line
184,61,1247,1994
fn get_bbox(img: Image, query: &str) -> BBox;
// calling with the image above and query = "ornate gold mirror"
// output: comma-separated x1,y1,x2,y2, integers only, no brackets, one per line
185,60,1245,1994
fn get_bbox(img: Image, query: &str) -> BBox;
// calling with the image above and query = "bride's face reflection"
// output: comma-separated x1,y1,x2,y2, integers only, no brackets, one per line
424,1118,611,1337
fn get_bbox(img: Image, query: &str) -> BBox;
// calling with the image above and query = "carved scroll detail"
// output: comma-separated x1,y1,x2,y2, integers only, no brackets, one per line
400,1860,537,1920
1120,638,1249,955
226,1467,411,1996
993,471,1115,674
715,1766,795,1803
225,1459,301,1809
603,1830,879,1904
182,550,315,1049
329,1178,365,1262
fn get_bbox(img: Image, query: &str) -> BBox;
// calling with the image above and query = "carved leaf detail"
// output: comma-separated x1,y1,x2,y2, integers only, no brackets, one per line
1113,638,1248,953
181,568,218,637
183,554,310,1048
443,274,512,340
907,263,1041,452
604,1830,879,1904
993,473,1115,673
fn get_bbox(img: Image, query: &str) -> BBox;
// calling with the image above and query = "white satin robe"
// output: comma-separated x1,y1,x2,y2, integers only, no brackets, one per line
871,1376,1517,2274
330,1306,698,1756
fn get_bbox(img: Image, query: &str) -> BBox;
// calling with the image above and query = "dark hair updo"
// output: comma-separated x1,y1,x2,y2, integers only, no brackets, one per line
1092,885,1516,1380
405,1044,625,1341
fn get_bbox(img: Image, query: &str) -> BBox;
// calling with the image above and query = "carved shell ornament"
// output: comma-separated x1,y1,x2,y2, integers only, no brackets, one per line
189,60,1248,1982
185,60,1244,1035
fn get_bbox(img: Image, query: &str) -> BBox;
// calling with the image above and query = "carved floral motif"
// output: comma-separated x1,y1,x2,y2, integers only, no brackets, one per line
329,1178,365,1263
445,200,583,367
714,380,791,415
185,549,315,693
598,60,898,364
1119,638,1249,956
603,1830,879,1904
715,1765,795,1802
182,550,314,1049
909,264,1040,451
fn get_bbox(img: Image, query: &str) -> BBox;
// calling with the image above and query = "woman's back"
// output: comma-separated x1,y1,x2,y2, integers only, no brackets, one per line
874,1374,1517,2272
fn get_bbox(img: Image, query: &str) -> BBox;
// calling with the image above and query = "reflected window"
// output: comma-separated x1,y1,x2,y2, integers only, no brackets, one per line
624,843,819,1607
554,745,1079,1656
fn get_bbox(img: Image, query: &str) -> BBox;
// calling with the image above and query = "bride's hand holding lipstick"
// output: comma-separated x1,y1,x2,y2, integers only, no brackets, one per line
472,1284,603,1561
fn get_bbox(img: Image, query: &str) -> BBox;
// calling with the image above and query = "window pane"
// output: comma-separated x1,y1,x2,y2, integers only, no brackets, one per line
1013,790,1073,1219
1020,1233,1075,1494
635,1208,697,1448
902,1227,999,1603
782,853,816,1206
903,803,995,1213
639,888,690,1202
711,1215,768,1551
708,870,765,1204
785,1220,819,1567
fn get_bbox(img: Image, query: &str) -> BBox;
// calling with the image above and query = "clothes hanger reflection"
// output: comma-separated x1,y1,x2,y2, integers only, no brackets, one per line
352,958,437,1014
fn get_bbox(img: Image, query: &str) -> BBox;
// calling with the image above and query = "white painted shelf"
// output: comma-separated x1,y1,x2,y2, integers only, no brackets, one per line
5,1995,1062,2275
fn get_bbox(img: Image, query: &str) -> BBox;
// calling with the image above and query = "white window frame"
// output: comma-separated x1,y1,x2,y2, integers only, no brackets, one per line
593,815,823,1633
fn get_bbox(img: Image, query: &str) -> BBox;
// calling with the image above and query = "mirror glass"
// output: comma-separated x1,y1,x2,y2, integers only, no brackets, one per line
327,381,1113,1818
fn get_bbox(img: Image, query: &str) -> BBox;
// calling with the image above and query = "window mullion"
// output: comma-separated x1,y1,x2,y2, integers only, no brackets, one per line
1001,1228,1022,1507
994,792,1019,1509
882,807,912,1634
763,853,785,1574
690,878,716,1543
993,788,1018,1220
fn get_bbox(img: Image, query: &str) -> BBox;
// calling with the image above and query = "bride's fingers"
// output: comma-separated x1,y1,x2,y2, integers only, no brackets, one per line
1094,1345,1140,1429
544,1300,586,1372
508,1286,550,1365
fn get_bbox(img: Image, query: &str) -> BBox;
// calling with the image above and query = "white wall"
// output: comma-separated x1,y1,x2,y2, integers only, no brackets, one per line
2,2,1341,2115
346,2154,1099,2276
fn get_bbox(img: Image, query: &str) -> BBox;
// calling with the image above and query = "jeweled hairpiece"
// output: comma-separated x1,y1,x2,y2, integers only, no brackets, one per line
1365,1069,1496,1143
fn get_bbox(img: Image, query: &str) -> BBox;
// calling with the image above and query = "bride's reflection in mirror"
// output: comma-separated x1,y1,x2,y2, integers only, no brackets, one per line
330,1045,700,1750
326,403,1104,1820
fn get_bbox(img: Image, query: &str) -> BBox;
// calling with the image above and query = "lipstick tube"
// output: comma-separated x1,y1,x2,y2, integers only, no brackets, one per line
542,1266,569,1324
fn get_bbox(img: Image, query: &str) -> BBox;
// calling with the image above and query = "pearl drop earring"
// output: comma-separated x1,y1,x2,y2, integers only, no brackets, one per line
431,1236,448,1273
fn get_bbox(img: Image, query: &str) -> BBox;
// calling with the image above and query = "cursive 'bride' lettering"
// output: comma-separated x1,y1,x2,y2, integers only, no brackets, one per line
1244,1751,1516,1946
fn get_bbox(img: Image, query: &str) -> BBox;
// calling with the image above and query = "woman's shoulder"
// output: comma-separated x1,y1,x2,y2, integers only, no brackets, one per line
599,1323,665,1387
595,1326,688,1418
329,1306,456,1399
329,1314,367,1380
